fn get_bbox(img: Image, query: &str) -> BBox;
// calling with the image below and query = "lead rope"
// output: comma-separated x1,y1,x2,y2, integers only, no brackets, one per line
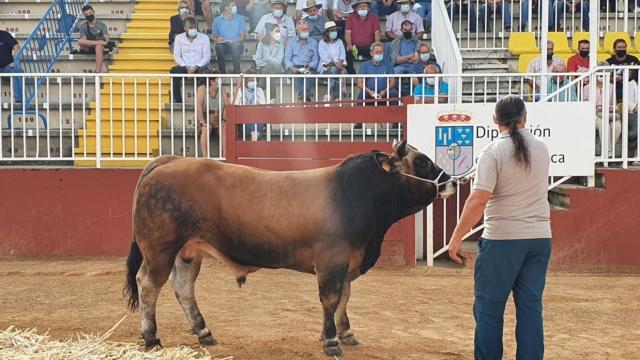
401,168,476,198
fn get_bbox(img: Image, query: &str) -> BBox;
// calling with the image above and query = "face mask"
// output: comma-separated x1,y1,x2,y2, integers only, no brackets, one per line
85,14,95,22
426,78,435,86
273,9,283,17
179,8,189,15
357,9,368,17
231,5,238,14
547,53,553,60
272,32,282,41
403,31,412,39
300,31,309,39
307,14,318,20
616,49,627,58
247,81,257,90
579,50,589,58
420,53,430,62
400,4,411,13
373,54,384,62
329,31,338,40
188,29,198,38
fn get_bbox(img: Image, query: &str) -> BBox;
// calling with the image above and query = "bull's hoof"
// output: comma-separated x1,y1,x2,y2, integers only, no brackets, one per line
323,345,344,357
198,332,217,347
339,334,360,346
143,337,162,351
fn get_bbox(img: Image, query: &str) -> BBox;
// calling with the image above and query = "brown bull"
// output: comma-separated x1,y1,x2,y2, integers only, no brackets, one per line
124,140,456,357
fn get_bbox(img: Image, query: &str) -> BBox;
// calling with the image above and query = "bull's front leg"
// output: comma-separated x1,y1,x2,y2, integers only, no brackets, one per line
335,280,360,346
316,262,349,357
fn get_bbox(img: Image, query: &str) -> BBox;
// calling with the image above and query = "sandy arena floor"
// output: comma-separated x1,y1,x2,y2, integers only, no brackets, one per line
0,257,638,359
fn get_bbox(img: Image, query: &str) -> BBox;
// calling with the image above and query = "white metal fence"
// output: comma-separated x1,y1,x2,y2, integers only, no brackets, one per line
433,0,464,100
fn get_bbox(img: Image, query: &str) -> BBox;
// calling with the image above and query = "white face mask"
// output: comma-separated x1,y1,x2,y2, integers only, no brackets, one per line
187,29,198,38
247,81,257,90
400,4,411,13
179,8,189,15
426,78,435,86
272,32,282,41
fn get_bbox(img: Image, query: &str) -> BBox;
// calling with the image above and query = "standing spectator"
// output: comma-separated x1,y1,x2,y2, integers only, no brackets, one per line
414,1,432,32
195,70,230,157
371,0,396,16
447,0,477,33
169,1,191,49
345,0,381,73
331,0,355,40
254,0,296,42
390,20,421,74
356,42,398,105
0,30,22,103
547,63,577,102
212,0,246,74
385,0,424,40
255,23,285,99
479,0,512,32
296,0,329,20
567,39,590,73
232,72,267,141
301,0,328,42
412,64,448,103
606,39,640,103
284,20,320,101
170,17,211,103
525,41,564,97
78,5,113,73
318,21,347,100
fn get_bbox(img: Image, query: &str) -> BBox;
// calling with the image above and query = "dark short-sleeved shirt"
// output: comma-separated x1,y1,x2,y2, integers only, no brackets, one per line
345,13,379,47
79,21,108,49
358,59,394,91
0,30,18,68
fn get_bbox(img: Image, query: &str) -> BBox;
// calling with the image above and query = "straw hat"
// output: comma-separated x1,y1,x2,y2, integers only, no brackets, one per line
303,0,323,11
323,21,339,32
351,0,372,8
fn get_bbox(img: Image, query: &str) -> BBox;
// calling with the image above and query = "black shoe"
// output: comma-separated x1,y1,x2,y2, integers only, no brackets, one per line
353,123,363,129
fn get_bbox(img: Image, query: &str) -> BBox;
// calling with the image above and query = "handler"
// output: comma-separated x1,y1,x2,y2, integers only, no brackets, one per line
448,95,552,360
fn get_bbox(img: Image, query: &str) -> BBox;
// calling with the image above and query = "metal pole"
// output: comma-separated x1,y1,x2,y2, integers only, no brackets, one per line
540,0,549,99
95,75,101,168
589,0,599,69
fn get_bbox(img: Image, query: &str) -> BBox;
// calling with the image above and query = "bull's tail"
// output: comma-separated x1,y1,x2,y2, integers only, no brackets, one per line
124,236,143,312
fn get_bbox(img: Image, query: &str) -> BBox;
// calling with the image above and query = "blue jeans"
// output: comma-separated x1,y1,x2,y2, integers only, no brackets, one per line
323,66,345,98
292,72,316,98
520,1,588,31
415,1,432,27
215,42,244,74
357,88,399,105
0,65,23,103
474,238,552,360
479,3,512,30
448,2,477,32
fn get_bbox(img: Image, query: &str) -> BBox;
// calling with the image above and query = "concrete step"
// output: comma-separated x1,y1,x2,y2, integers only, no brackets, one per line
462,63,511,73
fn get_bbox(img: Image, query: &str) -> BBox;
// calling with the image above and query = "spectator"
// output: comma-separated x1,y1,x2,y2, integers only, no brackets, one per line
318,21,347,100
330,0,354,40
390,20,421,75
547,63,577,102
415,42,440,72
345,0,381,73
255,23,285,98
188,0,214,24
567,39,590,73
525,41,564,97
78,5,113,73
550,0,589,31
357,42,398,105
447,1,477,33
412,64,448,103
170,17,211,103
414,1,432,32
371,0,396,16
212,0,246,74
479,0,511,32
519,0,583,31
606,39,640,103
385,0,424,40
195,70,230,157
169,1,191,49
284,20,320,101
583,66,620,158
301,0,328,42
245,0,271,33
296,0,328,20
626,79,640,166
254,0,296,42
0,30,22,103
232,72,267,141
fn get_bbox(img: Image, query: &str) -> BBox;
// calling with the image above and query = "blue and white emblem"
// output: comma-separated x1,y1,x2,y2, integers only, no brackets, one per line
435,126,474,176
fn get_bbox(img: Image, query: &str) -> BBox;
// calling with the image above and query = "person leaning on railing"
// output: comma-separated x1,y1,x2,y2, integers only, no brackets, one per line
78,5,114,73
196,70,230,157
170,17,211,103
0,29,22,103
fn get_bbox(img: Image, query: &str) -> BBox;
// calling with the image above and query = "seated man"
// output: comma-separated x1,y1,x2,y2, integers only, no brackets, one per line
296,0,328,21
78,5,114,73
345,0,380,74
301,0,328,42
415,42,440,72
284,20,320,101
479,0,511,32
212,0,246,74
412,64,448,103
385,0,424,40
357,42,398,105
0,29,22,103
170,17,211,103
567,39,590,73
390,20,421,75
525,41,564,99
254,0,296,42
169,1,191,49
547,63,577,102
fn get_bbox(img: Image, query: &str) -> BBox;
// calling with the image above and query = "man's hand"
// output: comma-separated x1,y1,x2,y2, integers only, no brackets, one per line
410,53,419,62
213,36,224,43
187,66,197,74
290,67,299,74
448,237,464,264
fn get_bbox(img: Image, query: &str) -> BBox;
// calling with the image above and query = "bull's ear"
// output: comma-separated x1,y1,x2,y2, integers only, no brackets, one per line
393,139,408,158
374,152,397,173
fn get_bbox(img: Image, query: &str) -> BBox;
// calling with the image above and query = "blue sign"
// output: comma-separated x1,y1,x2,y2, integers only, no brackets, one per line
435,126,474,176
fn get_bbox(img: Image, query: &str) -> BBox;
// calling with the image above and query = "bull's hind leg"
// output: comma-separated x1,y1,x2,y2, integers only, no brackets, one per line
169,255,216,346
335,281,360,346
137,258,173,350
317,261,349,357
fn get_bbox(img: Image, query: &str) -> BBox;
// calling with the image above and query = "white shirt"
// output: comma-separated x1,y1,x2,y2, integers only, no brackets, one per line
173,32,211,68
234,86,267,105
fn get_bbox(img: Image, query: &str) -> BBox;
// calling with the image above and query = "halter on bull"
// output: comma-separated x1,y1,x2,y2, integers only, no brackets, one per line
124,139,456,357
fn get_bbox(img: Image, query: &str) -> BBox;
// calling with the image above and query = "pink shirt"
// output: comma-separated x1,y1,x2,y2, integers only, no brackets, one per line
583,83,615,112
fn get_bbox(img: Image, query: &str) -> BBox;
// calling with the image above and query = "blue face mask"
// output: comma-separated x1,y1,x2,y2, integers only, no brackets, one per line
329,31,338,40
273,9,283,17
307,14,318,20
357,9,368,17
420,53,430,62
373,54,384,62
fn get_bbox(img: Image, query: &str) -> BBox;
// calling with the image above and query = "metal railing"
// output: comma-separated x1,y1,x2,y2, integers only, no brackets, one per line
433,0,464,102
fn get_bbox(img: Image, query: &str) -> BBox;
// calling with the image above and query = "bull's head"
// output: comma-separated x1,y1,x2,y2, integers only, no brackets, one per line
386,139,456,199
